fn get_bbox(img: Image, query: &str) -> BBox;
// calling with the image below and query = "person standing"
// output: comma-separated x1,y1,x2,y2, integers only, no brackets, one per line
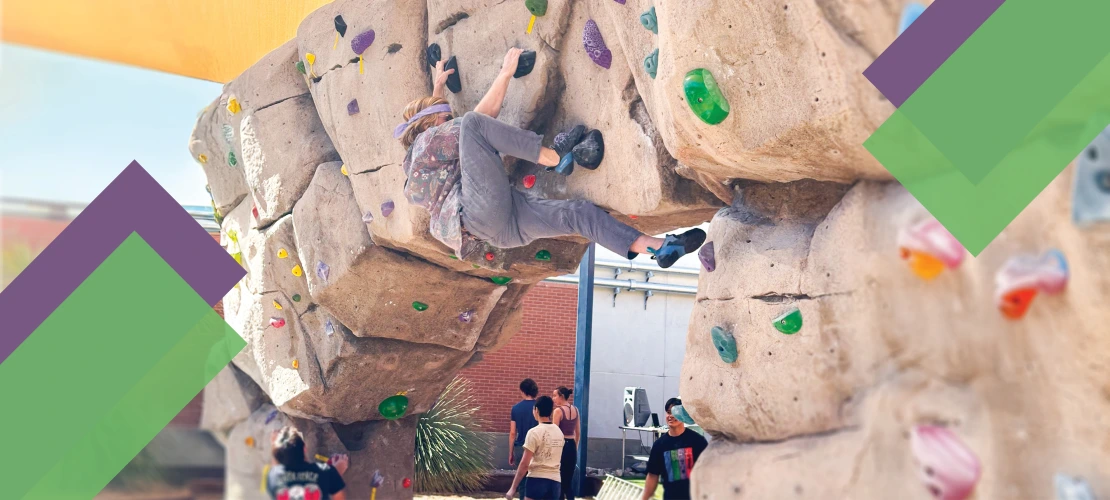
551,386,580,500
506,396,566,500
640,398,708,500
265,426,349,500
510,378,540,499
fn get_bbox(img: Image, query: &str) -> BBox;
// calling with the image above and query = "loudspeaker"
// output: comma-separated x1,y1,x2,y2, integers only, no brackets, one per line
623,387,651,427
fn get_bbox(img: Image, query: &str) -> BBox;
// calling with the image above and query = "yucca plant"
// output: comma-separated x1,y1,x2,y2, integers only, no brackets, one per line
415,376,494,494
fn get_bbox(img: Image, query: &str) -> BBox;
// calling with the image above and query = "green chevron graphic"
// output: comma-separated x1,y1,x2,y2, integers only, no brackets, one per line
1,233,243,499
865,0,1110,255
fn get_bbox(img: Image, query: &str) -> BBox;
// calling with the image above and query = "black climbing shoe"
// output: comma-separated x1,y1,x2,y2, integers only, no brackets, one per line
650,228,707,269
514,50,537,78
553,153,575,176
553,125,587,157
573,129,605,170
444,56,462,93
426,44,441,69
627,250,639,260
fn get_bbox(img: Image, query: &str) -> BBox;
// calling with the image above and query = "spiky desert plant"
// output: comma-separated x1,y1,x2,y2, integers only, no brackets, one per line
414,376,494,493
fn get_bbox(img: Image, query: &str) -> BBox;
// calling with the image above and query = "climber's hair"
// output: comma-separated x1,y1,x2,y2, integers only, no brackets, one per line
665,398,682,415
272,426,308,467
556,386,573,400
399,96,451,149
535,396,555,418
520,378,539,398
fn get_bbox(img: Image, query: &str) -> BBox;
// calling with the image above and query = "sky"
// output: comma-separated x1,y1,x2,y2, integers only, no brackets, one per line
0,43,221,206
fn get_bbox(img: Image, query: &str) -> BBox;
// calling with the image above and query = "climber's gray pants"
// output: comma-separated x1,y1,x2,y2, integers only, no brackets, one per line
458,112,642,256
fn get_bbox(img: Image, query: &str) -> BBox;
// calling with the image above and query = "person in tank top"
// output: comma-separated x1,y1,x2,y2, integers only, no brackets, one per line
551,386,581,500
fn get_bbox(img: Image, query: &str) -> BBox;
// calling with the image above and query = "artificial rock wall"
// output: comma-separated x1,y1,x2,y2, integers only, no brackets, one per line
190,0,1108,498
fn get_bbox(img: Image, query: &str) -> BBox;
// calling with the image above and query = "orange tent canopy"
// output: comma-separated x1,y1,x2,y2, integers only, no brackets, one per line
1,0,332,83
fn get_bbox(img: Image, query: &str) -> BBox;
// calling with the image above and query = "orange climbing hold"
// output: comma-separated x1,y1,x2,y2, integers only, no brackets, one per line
292,359,299,369
198,154,208,164
245,436,255,447
897,218,965,280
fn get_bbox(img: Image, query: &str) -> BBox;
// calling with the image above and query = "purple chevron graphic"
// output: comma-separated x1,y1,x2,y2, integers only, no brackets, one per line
0,161,245,365
864,0,1005,107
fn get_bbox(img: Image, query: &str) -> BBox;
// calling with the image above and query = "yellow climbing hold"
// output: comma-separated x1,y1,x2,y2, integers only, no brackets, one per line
273,300,283,310
341,164,349,176
306,53,316,65
292,265,303,277
260,465,270,492
227,97,241,115
198,154,208,164
292,359,300,369
277,248,289,259
245,436,255,447
231,251,243,266
527,15,537,34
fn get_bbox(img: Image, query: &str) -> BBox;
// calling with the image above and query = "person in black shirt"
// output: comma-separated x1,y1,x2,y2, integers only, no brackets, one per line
640,398,708,500
266,426,350,500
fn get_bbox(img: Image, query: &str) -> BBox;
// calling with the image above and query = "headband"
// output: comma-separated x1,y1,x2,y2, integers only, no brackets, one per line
393,103,453,139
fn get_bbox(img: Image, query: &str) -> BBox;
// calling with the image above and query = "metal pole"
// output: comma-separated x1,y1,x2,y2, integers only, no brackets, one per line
573,243,595,497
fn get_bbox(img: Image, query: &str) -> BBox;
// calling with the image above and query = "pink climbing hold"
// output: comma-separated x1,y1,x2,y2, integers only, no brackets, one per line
347,99,360,115
583,20,613,69
910,425,981,500
381,200,395,217
699,241,716,272
897,218,966,268
994,249,1068,320
351,30,375,55
270,317,286,329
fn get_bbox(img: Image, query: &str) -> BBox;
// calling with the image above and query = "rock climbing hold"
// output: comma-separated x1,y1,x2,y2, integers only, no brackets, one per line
228,151,238,167
554,153,575,176
449,255,458,259
316,261,330,282
231,252,243,266
684,68,730,125
315,454,331,463
444,56,462,93
523,174,536,189
629,215,639,219
270,317,286,329
352,29,375,73
292,359,299,369
226,97,241,114
485,252,496,261
772,306,802,334
362,211,374,223
491,276,513,285
252,206,258,219
614,0,626,4
334,15,348,49
381,200,395,217
640,7,658,34
379,394,409,420
245,436,255,447
222,124,235,145
341,164,349,176
347,99,360,115
291,265,303,277
535,250,552,261
515,50,537,78
412,301,428,311
198,154,208,164
1072,125,1110,226
583,20,613,69
525,0,547,17
699,242,716,272
572,130,605,169
1055,474,1096,500
402,478,412,489
995,249,1069,320
305,53,316,65
910,425,981,500
710,326,737,363
292,294,301,302
670,404,695,425
325,319,335,336
899,2,927,36
273,300,282,310
265,410,278,424
426,44,441,69
644,49,659,79
277,248,289,259
295,61,306,75
458,310,475,323
898,218,966,280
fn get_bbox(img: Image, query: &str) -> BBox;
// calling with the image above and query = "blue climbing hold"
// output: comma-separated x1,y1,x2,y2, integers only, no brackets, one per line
640,7,658,34
898,2,927,35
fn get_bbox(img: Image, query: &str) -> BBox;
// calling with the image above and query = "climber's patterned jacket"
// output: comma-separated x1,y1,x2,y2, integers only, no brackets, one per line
402,119,471,258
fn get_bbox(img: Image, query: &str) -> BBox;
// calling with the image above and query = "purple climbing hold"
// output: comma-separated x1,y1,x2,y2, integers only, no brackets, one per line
458,310,475,323
699,242,716,272
614,0,626,3
316,261,330,282
325,319,335,336
265,410,278,424
347,99,359,115
362,211,374,223
351,29,375,55
381,200,395,217
583,20,613,69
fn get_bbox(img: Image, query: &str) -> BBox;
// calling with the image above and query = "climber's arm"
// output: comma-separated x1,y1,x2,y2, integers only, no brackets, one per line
432,60,454,99
333,491,347,500
640,474,659,500
508,421,518,466
474,48,523,118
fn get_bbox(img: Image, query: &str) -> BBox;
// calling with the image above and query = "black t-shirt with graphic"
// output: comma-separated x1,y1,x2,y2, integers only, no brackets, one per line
266,461,345,500
646,429,709,500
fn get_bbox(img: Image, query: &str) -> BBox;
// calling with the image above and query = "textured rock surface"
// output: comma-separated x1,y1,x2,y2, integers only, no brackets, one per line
683,166,1110,498
201,364,268,444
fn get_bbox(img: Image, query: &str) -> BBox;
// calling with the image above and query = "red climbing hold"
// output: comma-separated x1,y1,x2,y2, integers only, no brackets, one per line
629,215,639,219
402,478,412,489
270,317,286,328
485,252,495,261
523,174,536,189
252,206,259,219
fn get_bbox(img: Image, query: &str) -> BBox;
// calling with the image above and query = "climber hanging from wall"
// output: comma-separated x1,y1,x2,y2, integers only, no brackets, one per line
394,47,705,268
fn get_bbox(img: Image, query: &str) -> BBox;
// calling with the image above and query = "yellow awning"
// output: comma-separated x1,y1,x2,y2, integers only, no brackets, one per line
1,0,332,83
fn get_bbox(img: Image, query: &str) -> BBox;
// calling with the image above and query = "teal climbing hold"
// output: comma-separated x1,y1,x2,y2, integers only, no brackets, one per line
644,48,659,79
228,151,238,167
684,68,730,125
710,326,737,363
773,305,803,334
640,6,658,34
670,404,695,425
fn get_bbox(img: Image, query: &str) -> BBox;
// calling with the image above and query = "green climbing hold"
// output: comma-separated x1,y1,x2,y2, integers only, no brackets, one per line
449,254,458,259
773,305,803,334
535,250,552,261
644,48,659,79
683,68,730,125
378,394,409,420
526,0,547,16
412,301,428,311
228,151,238,167
292,294,301,302
710,326,737,363
295,61,306,74
491,276,513,285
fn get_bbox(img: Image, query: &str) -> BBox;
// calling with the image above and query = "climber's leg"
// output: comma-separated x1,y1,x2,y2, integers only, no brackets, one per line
511,192,642,257
460,111,543,163
459,112,528,242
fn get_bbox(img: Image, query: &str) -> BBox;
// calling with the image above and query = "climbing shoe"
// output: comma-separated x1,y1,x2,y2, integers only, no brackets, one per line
573,129,605,169
553,124,587,157
553,153,575,176
649,228,707,269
